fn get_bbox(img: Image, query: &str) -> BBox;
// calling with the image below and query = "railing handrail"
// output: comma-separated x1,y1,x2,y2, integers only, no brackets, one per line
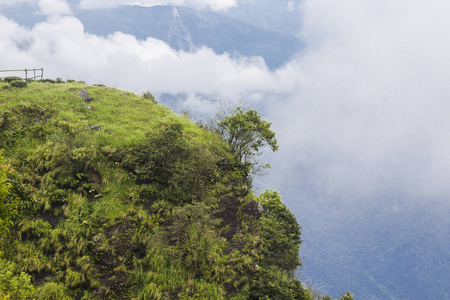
0,68,44,81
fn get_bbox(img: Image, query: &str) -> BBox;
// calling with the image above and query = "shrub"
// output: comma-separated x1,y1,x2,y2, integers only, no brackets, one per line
4,76,22,83
38,79,56,83
259,190,302,273
246,266,311,300
142,91,157,103
10,80,27,88
0,257,35,300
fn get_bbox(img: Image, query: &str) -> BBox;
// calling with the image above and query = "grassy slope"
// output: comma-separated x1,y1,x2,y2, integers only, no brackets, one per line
0,81,311,300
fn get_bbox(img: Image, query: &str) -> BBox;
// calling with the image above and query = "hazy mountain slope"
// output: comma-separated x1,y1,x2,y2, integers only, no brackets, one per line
223,0,303,37
266,175,450,300
75,5,302,70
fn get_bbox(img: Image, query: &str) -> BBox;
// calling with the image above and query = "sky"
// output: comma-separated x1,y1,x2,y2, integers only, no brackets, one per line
1,0,450,207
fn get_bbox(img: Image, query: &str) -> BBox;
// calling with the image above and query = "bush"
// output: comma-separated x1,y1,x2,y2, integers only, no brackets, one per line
34,282,71,300
4,76,22,83
0,257,35,299
247,266,311,300
122,123,191,184
10,80,27,88
142,91,157,103
38,79,56,83
259,190,302,273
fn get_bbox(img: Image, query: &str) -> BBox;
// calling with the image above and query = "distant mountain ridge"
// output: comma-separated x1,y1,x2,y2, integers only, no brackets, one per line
1,3,301,69
75,5,302,70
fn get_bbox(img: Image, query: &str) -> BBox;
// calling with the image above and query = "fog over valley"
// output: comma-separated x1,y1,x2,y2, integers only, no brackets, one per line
1,0,449,299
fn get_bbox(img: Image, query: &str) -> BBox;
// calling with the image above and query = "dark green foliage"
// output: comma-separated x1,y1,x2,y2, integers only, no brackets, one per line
4,76,22,83
247,266,312,300
10,80,27,88
27,121,99,192
121,123,217,204
0,104,54,149
168,202,228,280
142,91,157,103
0,82,349,299
218,107,278,170
259,190,302,273
122,123,190,184
4,168,36,221
38,79,56,83
0,156,36,299
0,158,36,241
0,257,35,299
0,160,13,240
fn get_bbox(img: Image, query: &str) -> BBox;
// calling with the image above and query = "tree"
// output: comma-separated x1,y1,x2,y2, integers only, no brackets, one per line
259,190,302,274
217,107,278,170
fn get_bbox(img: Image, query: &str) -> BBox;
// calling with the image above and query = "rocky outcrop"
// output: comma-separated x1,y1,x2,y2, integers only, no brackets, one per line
78,89,92,102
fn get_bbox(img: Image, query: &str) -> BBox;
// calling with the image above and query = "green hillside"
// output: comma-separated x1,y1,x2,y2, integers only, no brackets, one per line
0,79,347,299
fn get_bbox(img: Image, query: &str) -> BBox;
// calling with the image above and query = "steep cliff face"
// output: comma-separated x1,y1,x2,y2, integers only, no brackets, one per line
0,80,309,299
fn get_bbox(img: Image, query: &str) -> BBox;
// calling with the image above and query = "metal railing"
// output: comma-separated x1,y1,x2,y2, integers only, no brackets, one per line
0,68,44,81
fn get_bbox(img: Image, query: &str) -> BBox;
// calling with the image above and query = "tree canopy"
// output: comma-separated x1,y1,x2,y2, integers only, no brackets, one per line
217,107,278,170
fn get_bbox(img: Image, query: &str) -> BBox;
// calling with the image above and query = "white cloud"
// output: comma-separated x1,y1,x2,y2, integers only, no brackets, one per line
38,0,72,17
79,0,237,11
264,0,450,202
2,0,450,206
0,14,284,102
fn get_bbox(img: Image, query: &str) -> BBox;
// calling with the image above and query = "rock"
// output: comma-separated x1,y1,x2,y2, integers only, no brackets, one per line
78,89,92,102
89,125,102,131
242,200,264,217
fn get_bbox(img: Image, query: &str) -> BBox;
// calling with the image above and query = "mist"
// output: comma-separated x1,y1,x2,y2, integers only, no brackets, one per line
2,0,450,204
260,0,450,206
2,0,450,297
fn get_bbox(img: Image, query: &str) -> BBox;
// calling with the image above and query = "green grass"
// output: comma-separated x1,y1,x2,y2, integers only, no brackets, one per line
0,81,226,149
0,80,311,299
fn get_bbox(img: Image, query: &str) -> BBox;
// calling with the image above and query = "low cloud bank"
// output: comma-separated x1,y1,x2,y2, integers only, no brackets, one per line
0,13,286,98
2,0,450,205
266,0,450,204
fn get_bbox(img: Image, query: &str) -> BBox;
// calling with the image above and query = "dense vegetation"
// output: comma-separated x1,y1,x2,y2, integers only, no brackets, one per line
0,78,351,299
